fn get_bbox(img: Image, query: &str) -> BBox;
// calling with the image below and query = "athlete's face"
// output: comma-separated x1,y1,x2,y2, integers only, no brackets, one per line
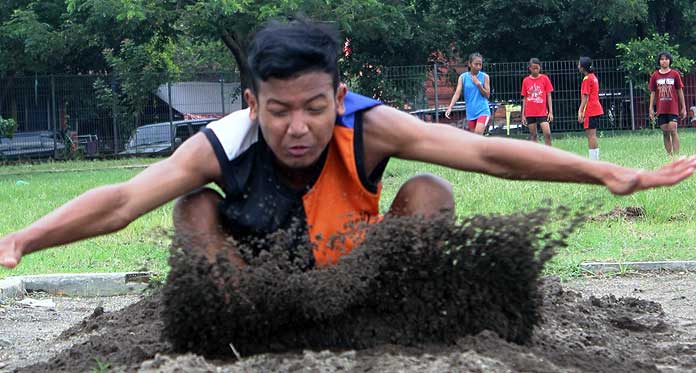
246,71,346,170
469,57,483,74
659,56,671,69
529,63,541,77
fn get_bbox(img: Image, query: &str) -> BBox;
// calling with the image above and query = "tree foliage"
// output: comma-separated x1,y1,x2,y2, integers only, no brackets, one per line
616,33,694,91
1,0,696,105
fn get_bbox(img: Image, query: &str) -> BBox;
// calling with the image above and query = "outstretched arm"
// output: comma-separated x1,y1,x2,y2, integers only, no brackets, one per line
364,105,696,195
0,133,220,268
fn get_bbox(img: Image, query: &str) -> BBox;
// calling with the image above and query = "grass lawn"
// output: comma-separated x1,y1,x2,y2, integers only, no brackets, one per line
2,129,696,278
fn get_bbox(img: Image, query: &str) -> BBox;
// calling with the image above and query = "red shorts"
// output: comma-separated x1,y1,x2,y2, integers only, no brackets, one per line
467,115,490,131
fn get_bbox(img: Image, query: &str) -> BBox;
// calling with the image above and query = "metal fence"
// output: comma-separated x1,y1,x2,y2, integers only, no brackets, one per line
0,72,240,160
384,59,696,134
3,59,696,160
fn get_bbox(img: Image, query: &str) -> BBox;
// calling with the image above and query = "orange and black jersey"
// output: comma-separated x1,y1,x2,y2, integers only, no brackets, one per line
201,92,386,267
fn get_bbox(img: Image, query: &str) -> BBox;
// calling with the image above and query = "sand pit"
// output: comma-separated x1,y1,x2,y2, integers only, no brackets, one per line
5,209,696,372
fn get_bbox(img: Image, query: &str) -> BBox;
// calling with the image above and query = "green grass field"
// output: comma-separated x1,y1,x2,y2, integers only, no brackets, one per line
2,129,696,278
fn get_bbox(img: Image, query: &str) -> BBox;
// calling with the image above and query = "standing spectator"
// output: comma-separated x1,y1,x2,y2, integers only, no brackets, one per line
445,53,491,135
577,57,603,160
649,51,686,155
521,58,554,146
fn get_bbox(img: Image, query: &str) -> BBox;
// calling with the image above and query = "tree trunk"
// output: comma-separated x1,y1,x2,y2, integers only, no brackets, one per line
220,29,251,109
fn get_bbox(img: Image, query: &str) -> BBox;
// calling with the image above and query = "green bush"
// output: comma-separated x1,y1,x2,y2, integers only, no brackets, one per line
0,117,17,139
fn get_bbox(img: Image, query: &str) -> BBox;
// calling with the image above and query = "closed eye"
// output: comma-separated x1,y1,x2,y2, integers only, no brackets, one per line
269,110,289,117
307,106,327,114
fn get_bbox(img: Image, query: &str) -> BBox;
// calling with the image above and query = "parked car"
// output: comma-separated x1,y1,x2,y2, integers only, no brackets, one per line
0,131,66,159
120,118,216,155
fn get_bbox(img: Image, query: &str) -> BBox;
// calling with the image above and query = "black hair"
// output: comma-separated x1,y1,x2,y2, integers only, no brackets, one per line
657,51,673,67
247,18,341,94
528,57,541,66
579,56,594,73
469,52,483,63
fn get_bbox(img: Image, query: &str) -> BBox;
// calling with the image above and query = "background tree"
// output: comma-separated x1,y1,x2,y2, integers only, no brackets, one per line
436,0,650,62
2,0,696,113
616,33,694,92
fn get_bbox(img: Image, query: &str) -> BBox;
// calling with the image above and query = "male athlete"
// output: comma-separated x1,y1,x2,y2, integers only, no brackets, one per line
2,19,695,269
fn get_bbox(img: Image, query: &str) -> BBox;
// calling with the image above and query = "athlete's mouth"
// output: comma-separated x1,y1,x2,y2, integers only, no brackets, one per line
288,145,310,157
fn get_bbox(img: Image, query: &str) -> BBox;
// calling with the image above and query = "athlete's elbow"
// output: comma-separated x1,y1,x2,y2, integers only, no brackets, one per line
477,143,512,178
104,185,137,232
109,209,133,232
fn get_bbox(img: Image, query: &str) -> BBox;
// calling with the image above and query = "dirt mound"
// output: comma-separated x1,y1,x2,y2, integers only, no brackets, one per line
18,278,696,372
138,278,696,373
17,293,170,373
162,208,580,356
20,207,696,372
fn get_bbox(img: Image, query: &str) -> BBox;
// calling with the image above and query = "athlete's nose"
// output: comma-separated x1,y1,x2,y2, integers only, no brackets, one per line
287,110,310,137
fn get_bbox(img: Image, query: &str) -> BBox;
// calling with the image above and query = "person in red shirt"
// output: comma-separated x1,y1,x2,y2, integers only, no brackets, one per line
521,58,554,146
649,51,686,155
577,57,604,160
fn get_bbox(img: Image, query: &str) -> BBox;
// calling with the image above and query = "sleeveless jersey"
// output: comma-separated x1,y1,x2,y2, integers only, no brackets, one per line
201,92,386,267
462,71,491,120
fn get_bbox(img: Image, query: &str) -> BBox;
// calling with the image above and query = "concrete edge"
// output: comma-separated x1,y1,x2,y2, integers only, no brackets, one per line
0,272,152,302
580,261,696,274
0,277,26,303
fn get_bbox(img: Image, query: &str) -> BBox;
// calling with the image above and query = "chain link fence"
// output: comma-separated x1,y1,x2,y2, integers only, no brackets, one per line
0,72,239,160
3,59,696,160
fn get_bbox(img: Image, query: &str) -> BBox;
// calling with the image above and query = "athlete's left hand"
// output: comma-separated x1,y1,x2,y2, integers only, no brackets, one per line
680,109,687,120
471,75,481,86
605,156,696,195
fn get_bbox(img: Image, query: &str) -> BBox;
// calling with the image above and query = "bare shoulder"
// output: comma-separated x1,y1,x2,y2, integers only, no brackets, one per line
362,105,428,159
363,105,420,138
363,104,398,129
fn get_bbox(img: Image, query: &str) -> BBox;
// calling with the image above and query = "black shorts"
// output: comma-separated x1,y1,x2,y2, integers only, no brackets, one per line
657,114,679,126
584,115,601,129
526,116,548,124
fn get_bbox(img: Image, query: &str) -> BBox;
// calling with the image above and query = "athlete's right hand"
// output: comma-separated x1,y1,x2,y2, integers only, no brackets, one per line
521,116,527,125
445,107,452,119
0,236,22,269
649,109,655,121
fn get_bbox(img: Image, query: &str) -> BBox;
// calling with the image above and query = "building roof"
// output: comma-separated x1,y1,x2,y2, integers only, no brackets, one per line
155,81,242,118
